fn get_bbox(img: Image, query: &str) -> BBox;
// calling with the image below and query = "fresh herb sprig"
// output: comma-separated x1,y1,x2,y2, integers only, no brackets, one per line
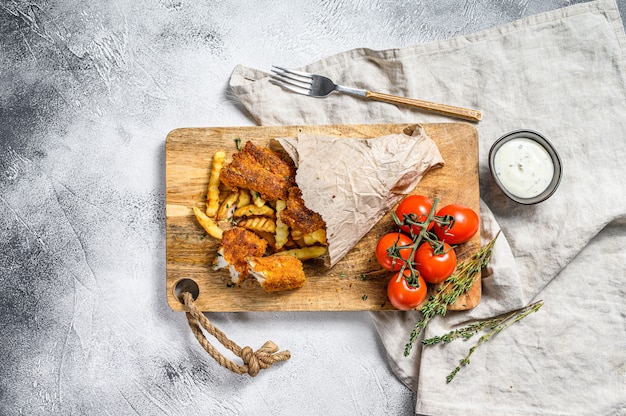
425,300,544,383
403,232,500,356
422,318,493,345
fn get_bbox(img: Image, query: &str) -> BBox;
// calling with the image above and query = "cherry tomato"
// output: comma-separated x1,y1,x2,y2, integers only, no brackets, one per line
387,270,427,310
395,195,434,235
433,204,480,245
376,232,413,271
414,242,457,284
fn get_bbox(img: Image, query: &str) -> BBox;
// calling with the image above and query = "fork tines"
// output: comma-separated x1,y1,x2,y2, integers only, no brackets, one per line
270,66,313,96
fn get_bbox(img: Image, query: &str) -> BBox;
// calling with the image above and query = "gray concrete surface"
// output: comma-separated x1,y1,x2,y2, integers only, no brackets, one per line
2,1,623,415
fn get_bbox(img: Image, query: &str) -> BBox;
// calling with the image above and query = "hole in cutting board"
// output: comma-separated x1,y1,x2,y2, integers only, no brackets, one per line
175,278,200,303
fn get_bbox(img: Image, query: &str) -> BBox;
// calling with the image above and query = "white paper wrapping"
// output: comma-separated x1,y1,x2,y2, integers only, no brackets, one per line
275,127,444,267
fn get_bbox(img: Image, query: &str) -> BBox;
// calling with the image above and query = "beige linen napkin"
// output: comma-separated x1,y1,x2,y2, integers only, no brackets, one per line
229,0,626,414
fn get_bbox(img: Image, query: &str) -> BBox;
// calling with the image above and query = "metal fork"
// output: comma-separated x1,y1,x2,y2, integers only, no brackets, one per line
270,66,482,122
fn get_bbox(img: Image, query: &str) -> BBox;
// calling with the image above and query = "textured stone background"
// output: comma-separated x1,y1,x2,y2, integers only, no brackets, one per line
1,1,624,415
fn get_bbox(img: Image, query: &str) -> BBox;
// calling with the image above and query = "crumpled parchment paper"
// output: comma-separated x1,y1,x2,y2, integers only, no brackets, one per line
275,125,444,267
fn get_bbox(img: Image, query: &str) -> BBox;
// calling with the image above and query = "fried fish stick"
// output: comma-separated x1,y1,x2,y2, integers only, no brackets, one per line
280,187,326,234
248,255,306,292
219,141,296,201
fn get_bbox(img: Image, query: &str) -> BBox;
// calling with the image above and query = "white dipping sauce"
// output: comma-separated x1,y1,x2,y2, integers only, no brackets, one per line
493,137,554,199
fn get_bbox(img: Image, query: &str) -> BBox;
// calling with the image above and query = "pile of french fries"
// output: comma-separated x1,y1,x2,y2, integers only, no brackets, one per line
193,149,328,261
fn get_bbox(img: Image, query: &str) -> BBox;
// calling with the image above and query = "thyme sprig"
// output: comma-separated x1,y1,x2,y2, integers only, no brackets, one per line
427,300,544,383
421,319,494,345
403,232,500,357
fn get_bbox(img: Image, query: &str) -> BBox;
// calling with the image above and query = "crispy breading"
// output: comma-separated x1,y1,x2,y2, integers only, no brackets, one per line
248,255,306,292
219,227,268,283
280,187,326,234
219,141,296,201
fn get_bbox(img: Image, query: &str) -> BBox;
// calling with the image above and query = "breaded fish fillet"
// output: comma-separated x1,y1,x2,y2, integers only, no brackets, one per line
248,255,306,292
214,227,268,284
220,141,296,201
280,187,326,234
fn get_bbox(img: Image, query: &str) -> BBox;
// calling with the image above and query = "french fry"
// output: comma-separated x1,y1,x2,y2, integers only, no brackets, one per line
251,191,266,207
234,204,275,218
217,190,239,221
274,200,289,250
206,151,226,217
237,217,276,233
303,228,327,246
291,229,304,240
237,189,251,207
274,246,328,260
255,231,276,247
193,206,223,239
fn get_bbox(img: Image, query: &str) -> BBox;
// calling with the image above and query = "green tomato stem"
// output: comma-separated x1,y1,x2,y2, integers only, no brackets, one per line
391,198,442,288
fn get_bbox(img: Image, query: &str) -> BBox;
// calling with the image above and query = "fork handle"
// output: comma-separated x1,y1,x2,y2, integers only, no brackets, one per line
365,91,482,122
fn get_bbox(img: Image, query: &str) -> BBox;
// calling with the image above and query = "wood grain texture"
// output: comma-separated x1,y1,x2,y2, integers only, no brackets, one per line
365,91,482,122
165,123,480,312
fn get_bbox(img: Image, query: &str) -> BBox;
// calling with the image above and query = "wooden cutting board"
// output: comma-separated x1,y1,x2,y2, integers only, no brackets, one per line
165,123,480,312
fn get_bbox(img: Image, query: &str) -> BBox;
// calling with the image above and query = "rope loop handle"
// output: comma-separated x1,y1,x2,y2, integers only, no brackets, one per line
181,291,291,376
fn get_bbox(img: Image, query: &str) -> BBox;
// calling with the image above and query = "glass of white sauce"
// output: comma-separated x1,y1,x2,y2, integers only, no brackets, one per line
489,130,562,204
